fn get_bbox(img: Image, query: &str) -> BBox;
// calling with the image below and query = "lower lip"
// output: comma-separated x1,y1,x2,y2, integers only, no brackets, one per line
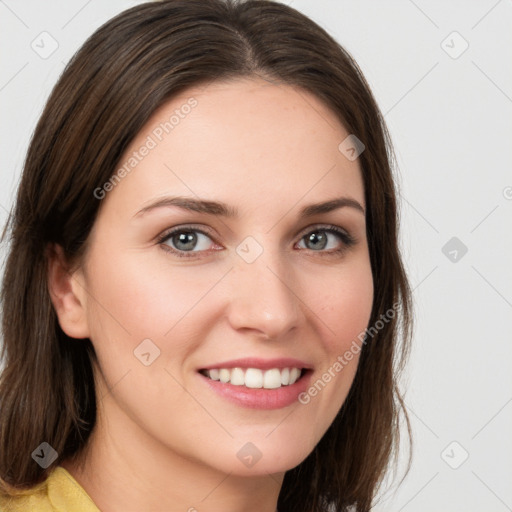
198,371,312,410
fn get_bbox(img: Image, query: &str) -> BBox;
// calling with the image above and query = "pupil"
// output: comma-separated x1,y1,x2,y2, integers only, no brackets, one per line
174,232,197,251
307,232,327,250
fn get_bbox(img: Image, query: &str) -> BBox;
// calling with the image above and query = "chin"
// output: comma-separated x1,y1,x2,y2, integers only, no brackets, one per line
201,435,316,477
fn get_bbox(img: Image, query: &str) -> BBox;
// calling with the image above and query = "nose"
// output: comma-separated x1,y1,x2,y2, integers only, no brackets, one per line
226,250,300,340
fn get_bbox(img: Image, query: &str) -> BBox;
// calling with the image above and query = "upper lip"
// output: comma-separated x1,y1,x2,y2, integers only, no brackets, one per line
199,357,313,371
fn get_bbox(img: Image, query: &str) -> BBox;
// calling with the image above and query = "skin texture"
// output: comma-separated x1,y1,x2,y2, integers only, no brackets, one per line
49,77,374,512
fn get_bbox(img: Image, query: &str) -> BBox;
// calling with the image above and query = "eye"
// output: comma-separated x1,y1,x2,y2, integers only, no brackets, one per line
296,225,355,254
157,226,220,257
157,224,356,259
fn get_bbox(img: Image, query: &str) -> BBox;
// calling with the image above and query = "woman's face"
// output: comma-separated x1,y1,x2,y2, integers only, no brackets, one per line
72,77,373,476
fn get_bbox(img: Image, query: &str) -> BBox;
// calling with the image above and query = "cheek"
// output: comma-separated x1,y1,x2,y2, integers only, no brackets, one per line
316,257,374,352
81,249,225,420
300,256,373,420
83,248,230,358
88,250,183,329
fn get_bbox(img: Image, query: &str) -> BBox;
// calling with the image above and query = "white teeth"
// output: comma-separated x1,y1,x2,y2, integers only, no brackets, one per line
263,369,282,389
230,367,245,386
245,368,263,388
280,367,290,385
209,369,220,381
289,367,301,384
204,367,303,389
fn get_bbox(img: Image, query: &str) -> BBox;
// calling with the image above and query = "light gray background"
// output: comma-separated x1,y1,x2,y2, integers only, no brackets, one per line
1,1,511,511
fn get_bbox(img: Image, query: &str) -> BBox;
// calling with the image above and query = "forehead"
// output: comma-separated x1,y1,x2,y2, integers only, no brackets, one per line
104,77,365,216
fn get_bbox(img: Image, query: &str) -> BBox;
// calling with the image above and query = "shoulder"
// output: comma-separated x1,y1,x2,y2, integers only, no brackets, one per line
0,466,99,512
0,479,52,512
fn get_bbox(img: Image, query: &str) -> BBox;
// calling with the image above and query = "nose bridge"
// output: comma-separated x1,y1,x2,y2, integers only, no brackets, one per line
227,240,299,338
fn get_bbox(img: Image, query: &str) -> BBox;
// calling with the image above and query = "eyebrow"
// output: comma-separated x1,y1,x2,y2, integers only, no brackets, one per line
133,195,365,219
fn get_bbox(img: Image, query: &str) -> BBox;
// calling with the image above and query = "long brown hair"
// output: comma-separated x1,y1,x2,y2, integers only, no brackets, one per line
0,1,413,510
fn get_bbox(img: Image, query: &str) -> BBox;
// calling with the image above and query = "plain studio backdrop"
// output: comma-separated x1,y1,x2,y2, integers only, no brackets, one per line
0,1,511,511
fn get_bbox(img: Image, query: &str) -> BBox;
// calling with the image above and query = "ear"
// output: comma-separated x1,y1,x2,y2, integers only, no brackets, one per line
46,243,90,339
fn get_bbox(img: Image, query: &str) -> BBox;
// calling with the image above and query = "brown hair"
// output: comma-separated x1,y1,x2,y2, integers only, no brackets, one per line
0,0,413,510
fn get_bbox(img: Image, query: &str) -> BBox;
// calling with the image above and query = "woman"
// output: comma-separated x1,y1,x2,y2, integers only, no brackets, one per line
0,1,413,511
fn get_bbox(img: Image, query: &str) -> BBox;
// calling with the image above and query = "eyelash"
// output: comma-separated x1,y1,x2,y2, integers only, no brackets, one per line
156,224,356,259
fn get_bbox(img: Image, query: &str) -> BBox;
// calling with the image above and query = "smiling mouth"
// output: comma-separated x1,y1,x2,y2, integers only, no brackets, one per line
199,367,307,389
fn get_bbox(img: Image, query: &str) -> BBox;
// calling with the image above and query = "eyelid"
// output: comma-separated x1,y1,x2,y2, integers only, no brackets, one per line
295,223,352,240
156,223,217,241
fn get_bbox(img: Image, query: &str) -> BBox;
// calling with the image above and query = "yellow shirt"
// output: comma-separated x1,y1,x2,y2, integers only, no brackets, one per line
0,466,100,512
